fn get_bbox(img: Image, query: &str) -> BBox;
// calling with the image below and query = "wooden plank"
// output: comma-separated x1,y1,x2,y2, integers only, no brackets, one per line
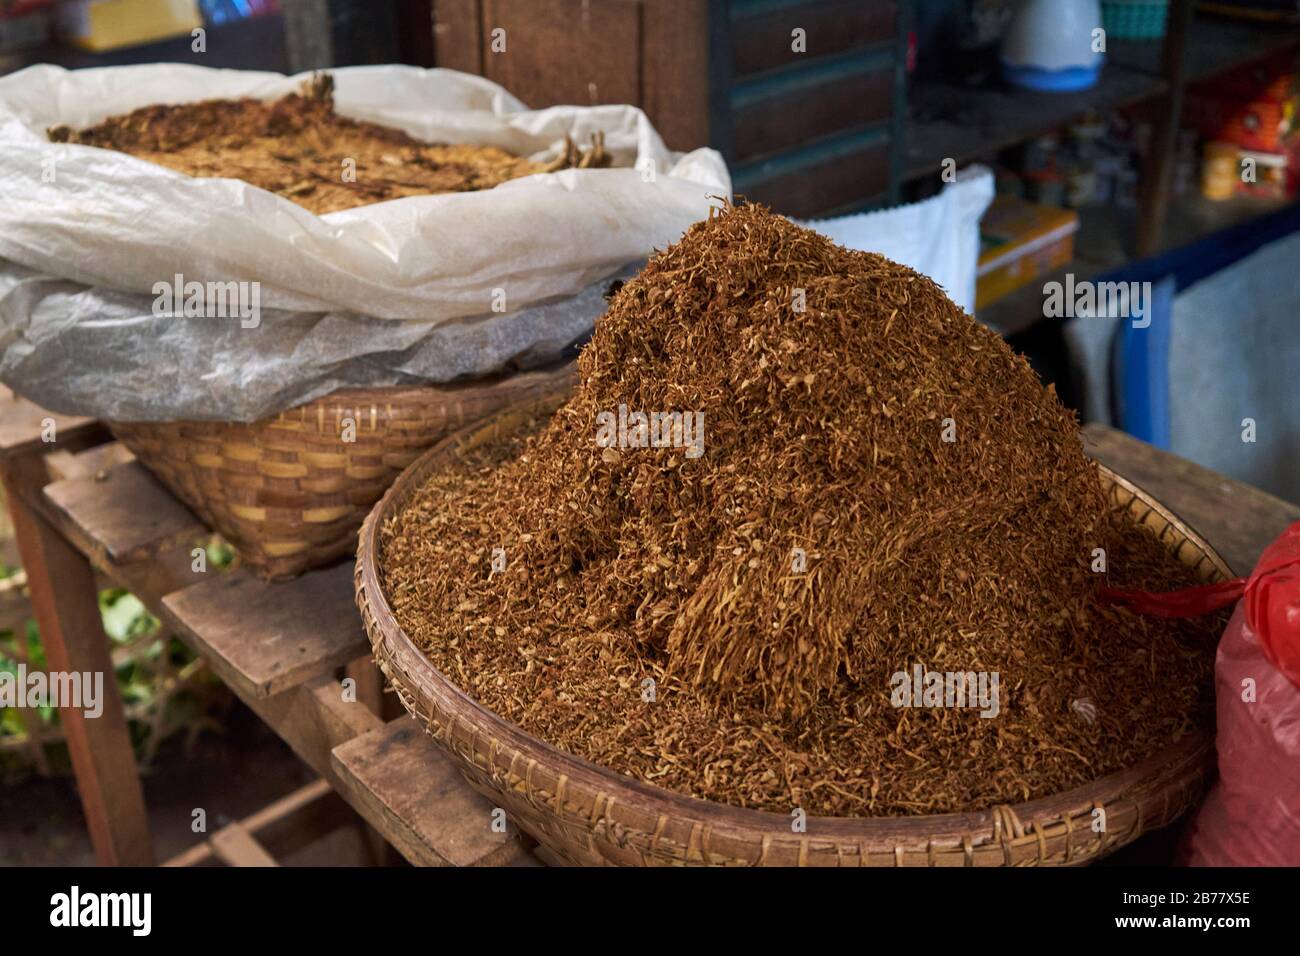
43,461,204,567
161,562,367,699
397,0,436,67
331,717,530,867
731,67,892,162
162,747,371,869
480,0,641,108
45,442,134,483
254,788,359,861
303,676,386,752
1083,424,1300,576
1137,0,1194,257
0,386,101,459
342,656,394,864
642,0,712,150
170,782,362,867
0,462,153,866
3,441,200,605
162,842,217,868
730,0,896,78
904,69,1168,183
433,0,483,73
1109,11,1300,85
210,822,280,867
736,136,891,217
345,657,384,716
242,777,360,861
245,777,335,831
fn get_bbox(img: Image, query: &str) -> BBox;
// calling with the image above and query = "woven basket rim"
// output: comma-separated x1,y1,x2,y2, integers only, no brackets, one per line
355,390,1231,846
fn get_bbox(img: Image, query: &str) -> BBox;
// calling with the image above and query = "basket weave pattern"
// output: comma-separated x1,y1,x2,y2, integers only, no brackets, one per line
355,396,1231,866
112,365,575,580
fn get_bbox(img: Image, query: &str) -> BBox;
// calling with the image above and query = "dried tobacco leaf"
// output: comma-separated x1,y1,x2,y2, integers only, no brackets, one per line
49,73,608,215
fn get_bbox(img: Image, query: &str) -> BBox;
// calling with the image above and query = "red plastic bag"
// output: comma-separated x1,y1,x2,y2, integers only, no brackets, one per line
1103,522,1300,865
1187,524,1300,865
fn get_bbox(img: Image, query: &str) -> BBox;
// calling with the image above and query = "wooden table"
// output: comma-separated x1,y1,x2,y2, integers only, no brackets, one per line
2,386,1296,866
0,388,536,866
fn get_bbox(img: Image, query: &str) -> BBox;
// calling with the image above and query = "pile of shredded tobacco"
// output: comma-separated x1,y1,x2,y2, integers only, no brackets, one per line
48,74,607,215
379,203,1224,816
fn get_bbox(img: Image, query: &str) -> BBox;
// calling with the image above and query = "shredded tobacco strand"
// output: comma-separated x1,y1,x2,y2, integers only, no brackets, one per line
379,203,1223,817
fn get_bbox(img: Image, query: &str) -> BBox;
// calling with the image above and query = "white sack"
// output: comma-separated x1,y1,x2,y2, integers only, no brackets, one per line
0,63,729,318
799,165,994,316
0,64,728,421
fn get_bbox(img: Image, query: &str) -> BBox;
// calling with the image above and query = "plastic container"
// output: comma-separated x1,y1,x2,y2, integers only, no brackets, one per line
1201,141,1239,201
1002,0,1104,91
1102,0,1169,40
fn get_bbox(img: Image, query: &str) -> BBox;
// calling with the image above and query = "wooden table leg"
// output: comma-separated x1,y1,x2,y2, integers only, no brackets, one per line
2,471,154,866
344,657,398,865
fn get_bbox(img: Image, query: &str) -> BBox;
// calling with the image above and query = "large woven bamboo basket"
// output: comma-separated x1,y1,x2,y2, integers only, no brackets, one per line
355,390,1233,867
111,364,576,581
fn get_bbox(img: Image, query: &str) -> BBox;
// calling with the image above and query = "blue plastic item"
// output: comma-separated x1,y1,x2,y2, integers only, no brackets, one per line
1102,201,1300,446
1002,62,1102,92
1111,275,1175,448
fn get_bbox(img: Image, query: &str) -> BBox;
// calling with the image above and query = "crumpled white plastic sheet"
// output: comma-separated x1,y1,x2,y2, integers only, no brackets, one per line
0,64,729,421
0,257,635,422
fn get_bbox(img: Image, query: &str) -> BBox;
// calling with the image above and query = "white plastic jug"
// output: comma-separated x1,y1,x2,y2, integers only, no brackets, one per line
1001,0,1104,91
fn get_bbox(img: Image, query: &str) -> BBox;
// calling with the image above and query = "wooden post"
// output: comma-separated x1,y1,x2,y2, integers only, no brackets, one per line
281,0,334,71
344,657,397,865
282,0,402,70
642,0,715,151
1,464,154,865
398,0,436,67
1136,0,1194,256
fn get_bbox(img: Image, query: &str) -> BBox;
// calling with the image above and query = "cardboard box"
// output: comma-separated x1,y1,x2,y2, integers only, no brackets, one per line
976,196,1079,310
60,0,201,52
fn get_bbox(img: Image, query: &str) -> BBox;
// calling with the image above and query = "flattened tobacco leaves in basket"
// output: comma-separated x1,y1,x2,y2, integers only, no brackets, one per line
380,203,1225,817
49,74,609,215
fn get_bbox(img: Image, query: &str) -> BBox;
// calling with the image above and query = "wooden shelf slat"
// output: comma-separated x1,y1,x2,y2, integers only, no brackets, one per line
165,778,360,866
210,822,281,868
161,561,367,700
1109,12,1300,86
45,441,135,483
0,387,100,459
331,717,531,868
904,13,1300,184
904,68,1167,182
44,461,205,566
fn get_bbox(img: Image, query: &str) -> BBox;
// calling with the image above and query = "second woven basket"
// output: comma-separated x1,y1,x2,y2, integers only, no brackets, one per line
112,363,576,580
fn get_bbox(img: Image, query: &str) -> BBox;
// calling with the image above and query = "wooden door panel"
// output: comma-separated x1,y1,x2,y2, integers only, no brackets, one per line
480,0,642,108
